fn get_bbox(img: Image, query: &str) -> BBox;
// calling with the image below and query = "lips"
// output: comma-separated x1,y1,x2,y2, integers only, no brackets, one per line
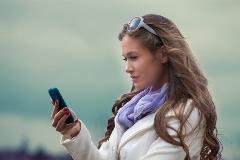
131,76,139,79
131,76,139,82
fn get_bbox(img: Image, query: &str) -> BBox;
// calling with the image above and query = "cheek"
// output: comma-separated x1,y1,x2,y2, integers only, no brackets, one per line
133,56,163,86
143,63,163,84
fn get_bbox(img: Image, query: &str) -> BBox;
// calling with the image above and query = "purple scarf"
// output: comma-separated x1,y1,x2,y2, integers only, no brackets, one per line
117,83,168,129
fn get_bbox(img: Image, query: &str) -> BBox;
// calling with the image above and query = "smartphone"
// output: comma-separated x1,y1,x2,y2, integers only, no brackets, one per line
48,87,74,124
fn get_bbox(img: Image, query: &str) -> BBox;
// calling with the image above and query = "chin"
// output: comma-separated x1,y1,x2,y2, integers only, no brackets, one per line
134,84,147,92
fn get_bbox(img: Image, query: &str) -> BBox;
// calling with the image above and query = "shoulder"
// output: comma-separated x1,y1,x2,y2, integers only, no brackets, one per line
144,99,205,159
165,99,205,136
166,99,202,122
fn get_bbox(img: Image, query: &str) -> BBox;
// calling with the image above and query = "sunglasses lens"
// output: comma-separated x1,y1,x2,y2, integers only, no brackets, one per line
128,17,141,32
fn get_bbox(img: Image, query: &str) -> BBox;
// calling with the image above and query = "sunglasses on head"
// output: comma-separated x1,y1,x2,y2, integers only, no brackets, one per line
127,16,158,36
126,16,163,46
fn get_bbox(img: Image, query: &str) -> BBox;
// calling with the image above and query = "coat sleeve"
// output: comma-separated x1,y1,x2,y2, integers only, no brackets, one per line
60,120,109,160
139,106,205,160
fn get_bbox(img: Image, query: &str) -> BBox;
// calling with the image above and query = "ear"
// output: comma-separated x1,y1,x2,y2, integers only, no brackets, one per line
156,46,168,63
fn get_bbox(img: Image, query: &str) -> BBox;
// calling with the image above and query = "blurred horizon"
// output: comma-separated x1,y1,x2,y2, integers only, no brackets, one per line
0,0,240,159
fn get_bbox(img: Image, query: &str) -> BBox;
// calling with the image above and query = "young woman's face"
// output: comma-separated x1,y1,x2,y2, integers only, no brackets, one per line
121,35,168,91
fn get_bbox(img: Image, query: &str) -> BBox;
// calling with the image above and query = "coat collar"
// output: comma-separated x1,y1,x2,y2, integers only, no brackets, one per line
114,112,156,150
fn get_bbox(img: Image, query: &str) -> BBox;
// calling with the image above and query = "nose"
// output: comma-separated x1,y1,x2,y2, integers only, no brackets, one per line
125,61,134,73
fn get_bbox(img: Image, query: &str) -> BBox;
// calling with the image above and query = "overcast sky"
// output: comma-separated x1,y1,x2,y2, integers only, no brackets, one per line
0,0,239,159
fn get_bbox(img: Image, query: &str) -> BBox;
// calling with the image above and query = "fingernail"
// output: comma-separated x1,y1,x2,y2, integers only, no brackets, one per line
66,110,70,116
63,108,69,116
63,107,68,112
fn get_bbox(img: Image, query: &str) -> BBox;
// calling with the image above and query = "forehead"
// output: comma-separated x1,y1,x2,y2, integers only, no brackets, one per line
121,35,149,56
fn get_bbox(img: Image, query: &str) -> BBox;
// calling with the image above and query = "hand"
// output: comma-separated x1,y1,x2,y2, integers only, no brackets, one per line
51,100,81,139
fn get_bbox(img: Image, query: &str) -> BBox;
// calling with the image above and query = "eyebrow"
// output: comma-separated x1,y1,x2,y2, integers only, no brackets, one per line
122,51,138,57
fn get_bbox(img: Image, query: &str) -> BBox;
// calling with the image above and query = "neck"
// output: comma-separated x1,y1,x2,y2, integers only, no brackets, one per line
152,69,168,91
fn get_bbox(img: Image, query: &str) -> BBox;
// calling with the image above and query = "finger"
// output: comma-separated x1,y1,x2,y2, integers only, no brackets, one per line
60,123,75,135
68,107,78,120
51,100,59,120
60,119,80,136
67,108,79,127
52,107,67,127
56,110,70,132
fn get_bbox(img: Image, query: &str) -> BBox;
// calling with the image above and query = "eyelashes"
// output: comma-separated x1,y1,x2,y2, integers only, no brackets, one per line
122,56,138,61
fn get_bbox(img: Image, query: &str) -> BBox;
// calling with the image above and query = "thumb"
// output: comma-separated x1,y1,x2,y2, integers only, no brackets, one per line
68,107,78,121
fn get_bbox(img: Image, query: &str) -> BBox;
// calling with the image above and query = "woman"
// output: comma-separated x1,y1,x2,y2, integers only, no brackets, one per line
51,14,222,160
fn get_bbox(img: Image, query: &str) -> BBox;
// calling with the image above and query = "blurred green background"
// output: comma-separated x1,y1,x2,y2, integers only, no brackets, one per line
0,0,239,159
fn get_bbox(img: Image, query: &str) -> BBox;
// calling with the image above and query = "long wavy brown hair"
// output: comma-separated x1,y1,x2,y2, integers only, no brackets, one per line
98,14,222,160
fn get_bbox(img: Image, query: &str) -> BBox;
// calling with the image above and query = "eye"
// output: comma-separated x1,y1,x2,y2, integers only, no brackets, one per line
122,56,138,61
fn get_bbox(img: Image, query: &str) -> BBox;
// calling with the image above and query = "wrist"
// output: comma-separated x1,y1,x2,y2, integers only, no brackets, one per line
71,121,81,138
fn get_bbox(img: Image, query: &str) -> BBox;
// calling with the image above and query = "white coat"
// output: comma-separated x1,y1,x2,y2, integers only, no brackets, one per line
60,99,205,160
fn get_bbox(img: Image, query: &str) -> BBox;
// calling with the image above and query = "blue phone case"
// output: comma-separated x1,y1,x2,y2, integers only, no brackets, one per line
48,88,74,124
